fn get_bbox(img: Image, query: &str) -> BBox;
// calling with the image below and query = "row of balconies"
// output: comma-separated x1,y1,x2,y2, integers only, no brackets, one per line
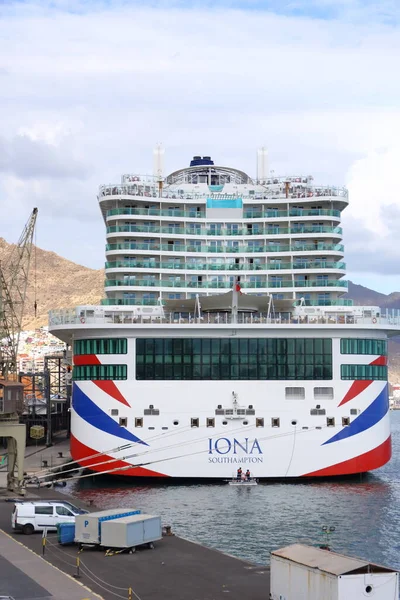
104,278,349,289
100,297,353,306
105,259,343,272
104,257,346,270
105,241,344,254
105,224,343,237
106,207,342,219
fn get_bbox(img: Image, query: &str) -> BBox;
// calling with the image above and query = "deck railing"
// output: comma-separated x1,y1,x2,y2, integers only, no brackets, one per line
48,309,400,328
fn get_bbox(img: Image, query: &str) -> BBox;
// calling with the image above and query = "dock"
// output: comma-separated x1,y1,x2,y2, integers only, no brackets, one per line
0,486,269,599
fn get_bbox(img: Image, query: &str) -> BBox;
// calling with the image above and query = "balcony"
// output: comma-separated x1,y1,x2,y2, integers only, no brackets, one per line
105,257,346,271
106,207,341,219
104,278,349,289
105,224,343,237
105,241,344,254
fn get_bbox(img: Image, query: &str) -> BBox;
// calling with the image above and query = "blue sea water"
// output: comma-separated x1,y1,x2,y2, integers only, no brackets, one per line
65,412,400,568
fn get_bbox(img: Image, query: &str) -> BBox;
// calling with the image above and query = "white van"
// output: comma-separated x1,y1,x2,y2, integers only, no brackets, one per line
11,501,88,535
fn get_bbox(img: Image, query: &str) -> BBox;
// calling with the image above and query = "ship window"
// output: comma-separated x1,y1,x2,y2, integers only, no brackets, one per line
285,387,305,400
271,418,280,428
341,364,387,380
310,408,326,415
136,338,332,381
206,418,215,428
111,409,119,417
340,338,387,356
350,409,359,415
314,387,334,400
74,338,127,355
256,418,264,428
191,418,199,428
327,417,335,427
73,365,127,381
119,417,128,427
135,418,143,428
342,417,350,426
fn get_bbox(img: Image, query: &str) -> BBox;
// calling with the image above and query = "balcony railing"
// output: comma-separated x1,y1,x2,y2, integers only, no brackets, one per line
99,184,348,201
106,207,342,219
96,297,355,307
104,278,348,289
105,242,344,254
105,224,343,237
105,259,346,272
105,257,346,270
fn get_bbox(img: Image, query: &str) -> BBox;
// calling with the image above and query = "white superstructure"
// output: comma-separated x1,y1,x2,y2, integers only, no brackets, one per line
49,149,400,479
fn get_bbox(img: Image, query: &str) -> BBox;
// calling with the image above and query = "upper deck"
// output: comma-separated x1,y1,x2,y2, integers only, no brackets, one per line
48,305,400,344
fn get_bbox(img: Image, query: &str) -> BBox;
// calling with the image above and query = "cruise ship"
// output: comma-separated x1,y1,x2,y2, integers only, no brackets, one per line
49,148,400,479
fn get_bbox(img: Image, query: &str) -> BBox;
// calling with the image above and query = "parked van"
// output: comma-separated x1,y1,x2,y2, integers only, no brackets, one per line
12,501,88,535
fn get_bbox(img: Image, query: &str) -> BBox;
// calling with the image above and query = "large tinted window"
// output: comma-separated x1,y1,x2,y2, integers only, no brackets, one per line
340,339,387,355
136,338,332,380
341,364,387,380
74,339,127,355
35,506,53,515
73,365,127,381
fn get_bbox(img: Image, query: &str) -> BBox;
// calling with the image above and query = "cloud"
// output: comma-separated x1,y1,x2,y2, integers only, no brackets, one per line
0,133,90,179
0,0,399,291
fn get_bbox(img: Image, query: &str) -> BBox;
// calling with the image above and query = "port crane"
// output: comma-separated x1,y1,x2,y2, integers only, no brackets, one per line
0,207,38,379
0,208,38,495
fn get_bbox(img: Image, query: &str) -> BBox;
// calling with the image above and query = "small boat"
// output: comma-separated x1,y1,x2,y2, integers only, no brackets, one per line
227,478,258,486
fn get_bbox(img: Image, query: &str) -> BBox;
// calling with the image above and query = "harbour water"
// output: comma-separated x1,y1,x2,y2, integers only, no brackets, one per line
65,412,400,568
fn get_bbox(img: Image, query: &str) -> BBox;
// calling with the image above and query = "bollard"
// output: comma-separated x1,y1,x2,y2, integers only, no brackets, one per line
42,536,46,556
58,452,63,458
73,555,81,579
128,587,133,600
42,460,48,468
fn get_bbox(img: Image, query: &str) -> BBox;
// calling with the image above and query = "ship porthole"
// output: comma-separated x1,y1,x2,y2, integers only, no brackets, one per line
222,421,228,426
243,421,248,425
173,420,179,426
291,420,297,425
365,585,373,594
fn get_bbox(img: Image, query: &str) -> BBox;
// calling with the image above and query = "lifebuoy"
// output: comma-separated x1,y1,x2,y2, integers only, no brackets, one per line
372,317,377,324
80,317,85,324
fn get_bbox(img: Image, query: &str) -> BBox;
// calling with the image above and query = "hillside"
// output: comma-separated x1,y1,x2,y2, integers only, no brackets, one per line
1,238,400,381
0,238,104,329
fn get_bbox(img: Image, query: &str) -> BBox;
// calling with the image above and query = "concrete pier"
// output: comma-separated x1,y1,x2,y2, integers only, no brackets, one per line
0,487,269,600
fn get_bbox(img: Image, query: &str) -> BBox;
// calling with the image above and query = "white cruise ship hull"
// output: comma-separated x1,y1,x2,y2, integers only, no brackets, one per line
66,324,392,479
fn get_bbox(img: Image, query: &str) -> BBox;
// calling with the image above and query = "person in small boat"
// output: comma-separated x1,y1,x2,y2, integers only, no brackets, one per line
245,469,251,481
237,467,243,481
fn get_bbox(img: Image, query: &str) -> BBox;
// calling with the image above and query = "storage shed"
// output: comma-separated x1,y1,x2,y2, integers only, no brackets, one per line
0,381,24,415
270,544,399,600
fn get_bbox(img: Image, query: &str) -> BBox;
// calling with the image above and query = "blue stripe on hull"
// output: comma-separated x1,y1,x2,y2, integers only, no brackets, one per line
72,383,148,445
323,384,389,446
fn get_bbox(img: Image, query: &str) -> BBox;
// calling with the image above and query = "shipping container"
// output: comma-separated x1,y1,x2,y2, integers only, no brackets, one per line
74,508,140,544
101,514,162,549
270,544,399,600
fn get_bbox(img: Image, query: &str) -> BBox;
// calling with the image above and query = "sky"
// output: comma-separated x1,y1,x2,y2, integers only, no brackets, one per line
0,0,400,294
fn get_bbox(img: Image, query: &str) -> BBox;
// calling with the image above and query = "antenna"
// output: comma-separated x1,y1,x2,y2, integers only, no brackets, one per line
256,147,269,183
153,143,164,180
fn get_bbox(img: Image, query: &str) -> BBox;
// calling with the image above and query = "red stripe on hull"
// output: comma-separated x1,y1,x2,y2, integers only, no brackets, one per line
73,355,101,366
370,355,388,366
303,436,392,477
93,380,131,407
339,380,372,406
70,434,169,478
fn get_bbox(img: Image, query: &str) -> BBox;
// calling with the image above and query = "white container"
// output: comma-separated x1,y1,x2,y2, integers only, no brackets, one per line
270,544,399,600
101,514,162,549
74,508,140,544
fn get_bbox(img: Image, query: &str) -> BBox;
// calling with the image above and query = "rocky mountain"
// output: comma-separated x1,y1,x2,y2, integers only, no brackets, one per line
0,238,104,329
1,237,400,381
